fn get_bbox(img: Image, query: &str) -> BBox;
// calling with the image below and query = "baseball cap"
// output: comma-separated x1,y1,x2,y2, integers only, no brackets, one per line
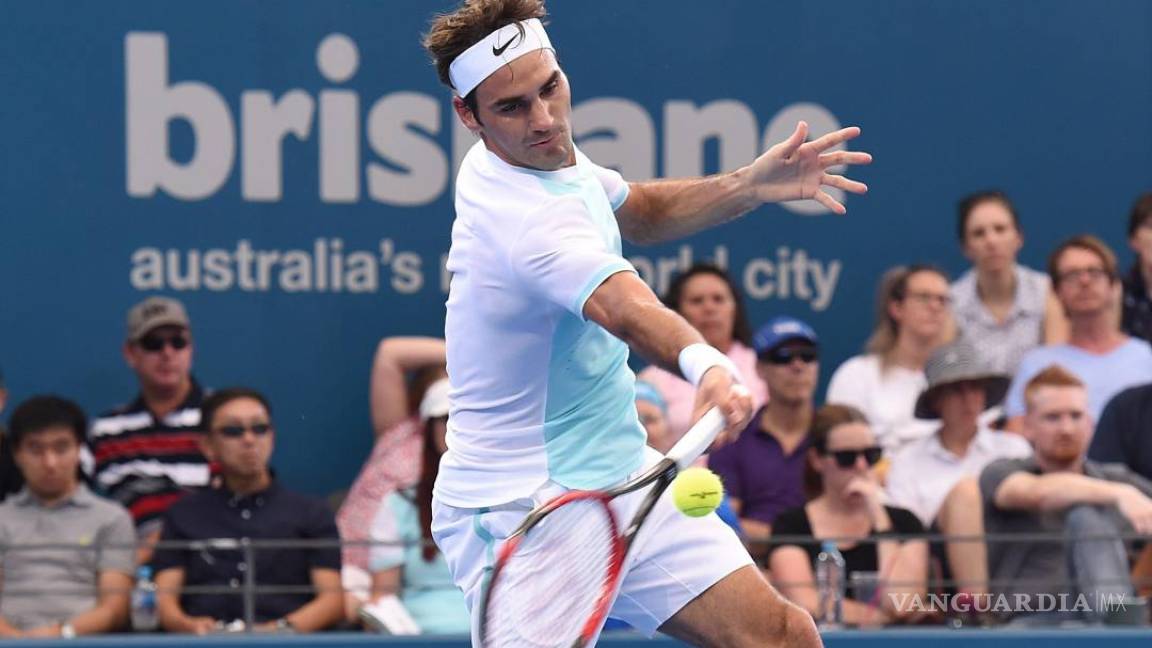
752,316,818,356
126,296,191,342
419,378,451,422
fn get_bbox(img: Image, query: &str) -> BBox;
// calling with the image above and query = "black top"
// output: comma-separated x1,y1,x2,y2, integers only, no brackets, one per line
1089,382,1152,482
769,505,925,601
151,480,341,623
1122,266,1152,344
0,425,22,502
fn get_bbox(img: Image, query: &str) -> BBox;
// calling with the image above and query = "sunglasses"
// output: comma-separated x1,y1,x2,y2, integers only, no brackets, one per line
214,423,272,438
825,446,883,469
762,347,818,365
138,334,189,353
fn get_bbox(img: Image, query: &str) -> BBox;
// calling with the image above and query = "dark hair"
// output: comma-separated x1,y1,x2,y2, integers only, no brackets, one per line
956,190,1020,242
662,263,753,347
200,387,273,433
422,0,549,115
864,263,950,362
8,395,88,449
1127,193,1152,238
803,404,870,499
416,417,448,562
1046,234,1118,286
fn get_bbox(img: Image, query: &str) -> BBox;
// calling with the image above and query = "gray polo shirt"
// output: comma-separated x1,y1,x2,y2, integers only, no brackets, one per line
0,485,135,630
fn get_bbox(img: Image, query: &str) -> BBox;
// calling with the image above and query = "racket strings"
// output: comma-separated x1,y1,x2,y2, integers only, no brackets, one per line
485,499,619,647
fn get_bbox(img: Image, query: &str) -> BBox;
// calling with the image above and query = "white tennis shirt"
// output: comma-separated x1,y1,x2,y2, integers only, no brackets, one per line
434,141,647,508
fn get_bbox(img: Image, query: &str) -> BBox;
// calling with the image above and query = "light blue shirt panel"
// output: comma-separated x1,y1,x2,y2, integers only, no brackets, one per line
1004,340,1152,419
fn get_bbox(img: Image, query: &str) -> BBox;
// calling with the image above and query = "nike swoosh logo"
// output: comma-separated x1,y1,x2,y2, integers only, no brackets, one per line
492,35,519,56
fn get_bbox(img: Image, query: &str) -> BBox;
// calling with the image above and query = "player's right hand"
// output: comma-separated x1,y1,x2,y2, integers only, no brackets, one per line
692,367,753,449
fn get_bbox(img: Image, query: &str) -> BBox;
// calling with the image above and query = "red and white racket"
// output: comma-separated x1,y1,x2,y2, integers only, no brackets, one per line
479,407,727,648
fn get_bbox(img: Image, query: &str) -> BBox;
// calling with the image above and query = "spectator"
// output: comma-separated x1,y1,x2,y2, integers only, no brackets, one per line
886,340,1031,527
951,190,1068,374
637,263,768,442
1089,382,1152,482
826,265,952,454
89,297,211,557
0,366,22,501
1122,192,1152,343
769,404,928,626
972,366,1152,624
634,380,673,453
709,316,820,553
336,337,446,617
366,378,469,634
153,388,343,634
1003,235,1152,429
0,396,134,637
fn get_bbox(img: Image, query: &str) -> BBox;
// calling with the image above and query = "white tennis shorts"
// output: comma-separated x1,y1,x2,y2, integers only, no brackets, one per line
431,447,753,644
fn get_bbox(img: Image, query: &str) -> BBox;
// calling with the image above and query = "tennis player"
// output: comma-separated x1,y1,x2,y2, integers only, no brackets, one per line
423,1,869,645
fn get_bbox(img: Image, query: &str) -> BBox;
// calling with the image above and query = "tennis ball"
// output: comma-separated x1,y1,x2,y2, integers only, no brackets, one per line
672,468,724,517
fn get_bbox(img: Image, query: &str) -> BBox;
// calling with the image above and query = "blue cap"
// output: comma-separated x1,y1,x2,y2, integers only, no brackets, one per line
633,380,667,414
753,316,819,356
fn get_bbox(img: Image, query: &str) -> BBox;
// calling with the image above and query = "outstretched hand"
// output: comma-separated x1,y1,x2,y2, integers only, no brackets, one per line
747,121,872,214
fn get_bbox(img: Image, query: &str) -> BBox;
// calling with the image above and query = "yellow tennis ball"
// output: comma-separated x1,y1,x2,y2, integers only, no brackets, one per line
672,467,724,517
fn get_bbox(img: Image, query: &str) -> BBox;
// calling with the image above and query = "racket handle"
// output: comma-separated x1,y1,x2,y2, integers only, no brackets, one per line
665,407,726,469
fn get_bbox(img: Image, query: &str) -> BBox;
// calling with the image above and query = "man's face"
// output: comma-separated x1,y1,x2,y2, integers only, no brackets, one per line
1054,247,1114,318
13,426,81,499
933,380,986,429
1025,385,1091,466
757,341,819,406
201,397,274,481
124,325,193,393
456,49,575,171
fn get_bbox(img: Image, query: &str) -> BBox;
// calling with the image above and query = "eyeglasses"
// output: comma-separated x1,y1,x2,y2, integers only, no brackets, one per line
214,423,272,438
138,334,189,353
1057,267,1110,284
903,292,952,307
825,446,883,469
762,347,819,365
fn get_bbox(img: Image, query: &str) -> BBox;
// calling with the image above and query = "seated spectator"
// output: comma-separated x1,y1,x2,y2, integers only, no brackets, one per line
1121,192,1152,342
634,380,673,453
769,404,928,626
1003,236,1152,429
709,316,820,553
0,367,22,501
1089,383,1152,481
89,297,211,559
336,337,446,617
976,366,1152,624
951,190,1068,374
638,263,768,443
826,265,952,455
0,396,134,638
886,340,1031,527
366,378,469,635
153,388,343,634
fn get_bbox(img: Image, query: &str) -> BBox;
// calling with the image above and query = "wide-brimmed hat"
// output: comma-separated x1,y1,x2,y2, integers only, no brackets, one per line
913,341,1009,419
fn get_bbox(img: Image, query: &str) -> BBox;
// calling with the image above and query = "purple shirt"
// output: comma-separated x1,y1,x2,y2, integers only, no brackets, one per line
707,407,810,525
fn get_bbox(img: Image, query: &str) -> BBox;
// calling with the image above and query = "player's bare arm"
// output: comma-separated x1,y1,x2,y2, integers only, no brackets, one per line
616,121,872,244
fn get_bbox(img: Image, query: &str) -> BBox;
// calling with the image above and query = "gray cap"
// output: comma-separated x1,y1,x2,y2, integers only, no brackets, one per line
913,340,1009,420
126,297,190,342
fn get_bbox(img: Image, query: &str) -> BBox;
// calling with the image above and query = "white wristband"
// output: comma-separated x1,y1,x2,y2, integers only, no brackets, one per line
678,343,743,388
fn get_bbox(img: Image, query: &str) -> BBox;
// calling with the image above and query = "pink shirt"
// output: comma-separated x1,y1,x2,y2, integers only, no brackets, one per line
336,417,423,570
637,341,769,443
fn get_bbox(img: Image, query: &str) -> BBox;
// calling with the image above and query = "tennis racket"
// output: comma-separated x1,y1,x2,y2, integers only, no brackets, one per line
478,406,728,648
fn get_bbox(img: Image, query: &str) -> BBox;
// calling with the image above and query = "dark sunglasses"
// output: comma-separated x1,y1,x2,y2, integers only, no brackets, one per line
762,347,819,365
214,423,272,438
138,334,189,352
826,446,883,469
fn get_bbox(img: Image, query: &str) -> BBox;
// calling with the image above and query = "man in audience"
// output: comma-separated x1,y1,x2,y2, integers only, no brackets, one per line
979,366,1152,624
0,396,135,637
1122,192,1152,343
1002,235,1152,431
152,388,343,634
1089,382,1152,482
89,297,211,556
709,316,819,553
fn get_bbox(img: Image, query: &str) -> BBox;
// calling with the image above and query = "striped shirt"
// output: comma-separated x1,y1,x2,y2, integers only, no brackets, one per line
89,380,210,529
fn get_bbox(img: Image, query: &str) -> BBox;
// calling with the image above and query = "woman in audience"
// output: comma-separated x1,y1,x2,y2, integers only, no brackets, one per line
951,190,1067,373
336,337,446,620
366,378,469,635
769,404,928,626
638,264,768,442
826,265,952,455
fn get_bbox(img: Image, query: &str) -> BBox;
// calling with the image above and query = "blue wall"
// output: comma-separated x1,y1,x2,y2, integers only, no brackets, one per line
2,1,1151,495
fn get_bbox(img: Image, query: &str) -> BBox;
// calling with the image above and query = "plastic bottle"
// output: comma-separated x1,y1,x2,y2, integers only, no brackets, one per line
131,565,158,632
815,540,845,628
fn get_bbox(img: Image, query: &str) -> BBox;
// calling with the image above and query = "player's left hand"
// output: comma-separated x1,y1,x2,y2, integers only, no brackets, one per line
747,121,872,214
692,368,754,448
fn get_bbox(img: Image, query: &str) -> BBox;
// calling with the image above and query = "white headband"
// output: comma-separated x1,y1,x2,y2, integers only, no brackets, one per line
448,18,553,98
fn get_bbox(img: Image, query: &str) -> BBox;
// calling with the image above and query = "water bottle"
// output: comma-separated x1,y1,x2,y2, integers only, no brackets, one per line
131,565,158,632
815,540,845,628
